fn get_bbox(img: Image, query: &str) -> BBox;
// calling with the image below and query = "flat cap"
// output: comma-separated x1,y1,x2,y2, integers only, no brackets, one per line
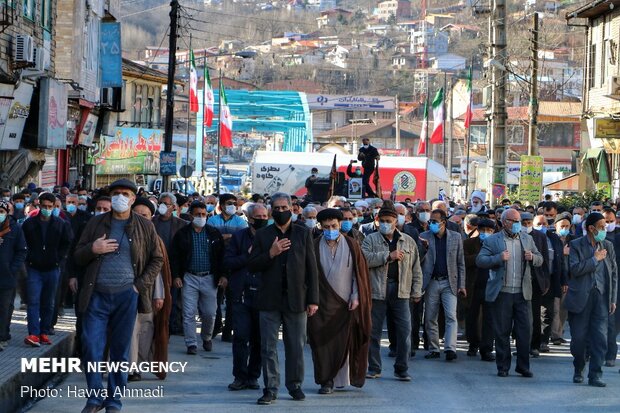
520,212,533,221
377,207,398,219
109,178,137,194
554,212,572,224
132,197,155,216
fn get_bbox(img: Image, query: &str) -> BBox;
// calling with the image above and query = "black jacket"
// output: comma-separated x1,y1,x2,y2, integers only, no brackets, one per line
0,220,27,289
248,223,319,312
223,227,261,305
22,215,73,271
530,229,551,293
170,223,224,287
547,231,568,298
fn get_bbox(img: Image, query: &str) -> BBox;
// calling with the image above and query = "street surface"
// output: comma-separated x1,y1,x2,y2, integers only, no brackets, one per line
27,327,620,413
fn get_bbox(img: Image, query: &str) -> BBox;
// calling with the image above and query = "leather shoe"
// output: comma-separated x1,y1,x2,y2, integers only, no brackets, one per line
257,390,277,405
424,352,440,359
573,374,584,384
588,378,606,387
289,388,305,401
318,384,333,394
530,349,540,358
539,343,550,353
203,340,213,352
481,353,496,362
187,345,197,355
445,350,457,361
80,404,104,413
515,368,534,378
128,373,141,382
604,359,616,367
228,379,247,391
467,347,478,357
497,370,509,377
246,379,260,390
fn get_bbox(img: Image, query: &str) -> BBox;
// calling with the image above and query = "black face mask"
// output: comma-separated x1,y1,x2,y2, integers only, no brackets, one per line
251,218,268,230
272,210,292,226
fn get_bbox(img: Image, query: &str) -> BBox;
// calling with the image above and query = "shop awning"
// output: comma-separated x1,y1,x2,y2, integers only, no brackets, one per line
582,148,610,184
544,173,579,192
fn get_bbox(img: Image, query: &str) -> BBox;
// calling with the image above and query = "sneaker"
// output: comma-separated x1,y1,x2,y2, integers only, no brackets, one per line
481,352,496,362
257,390,277,405
187,345,197,355
228,379,247,391
246,379,260,390
289,388,305,401
394,371,411,381
203,340,213,352
24,335,41,347
365,371,381,379
424,351,440,359
39,334,52,345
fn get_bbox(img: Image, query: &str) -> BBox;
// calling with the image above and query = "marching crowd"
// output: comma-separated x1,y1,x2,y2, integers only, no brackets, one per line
0,181,619,413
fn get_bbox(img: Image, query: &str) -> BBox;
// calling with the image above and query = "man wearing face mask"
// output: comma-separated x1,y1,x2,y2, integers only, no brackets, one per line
74,179,163,413
153,192,188,336
175,194,193,221
0,188,11,202
463,218,496,361
357,138,380,198
205,194,218,216
354,200,372,225
308,208,371,394
170,201,225,355
602,208,620,367
223,203,268,391
420,209,466,361
11,193,26,222
362,207,422,382
22,192,73,348
468,190,487,215
305,167,320,201
566,212,618,387
302,205,322,238
529,214,553,357
0,200,27,351
248,192,319,405
340,207,365,245
410,201,432,234
476,208,543,378
208,193,248,241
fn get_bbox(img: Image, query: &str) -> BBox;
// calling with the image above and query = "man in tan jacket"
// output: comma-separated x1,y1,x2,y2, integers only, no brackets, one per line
362,206,423,382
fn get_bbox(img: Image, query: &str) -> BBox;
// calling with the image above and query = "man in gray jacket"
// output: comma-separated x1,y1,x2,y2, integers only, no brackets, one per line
566,212,617,387
476,208,543,378
361,207,423,382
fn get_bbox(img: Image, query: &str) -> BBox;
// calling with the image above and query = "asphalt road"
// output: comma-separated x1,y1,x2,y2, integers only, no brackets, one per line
27,329,620,413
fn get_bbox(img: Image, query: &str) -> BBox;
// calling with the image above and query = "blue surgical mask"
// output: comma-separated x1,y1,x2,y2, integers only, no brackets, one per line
206,204,215,213
66,204,77,214
479,232,489,242
535,225,547,234
429,222,441,234
341,220,353,233
379,222,393,235
511,222,522,234
78,205,88,212
25,197,31,203
323,229,340,241
52,207,61,217
267,218,274,225
0,213,6,223
558,228,570,237
14,202,24,210
357,216,364,223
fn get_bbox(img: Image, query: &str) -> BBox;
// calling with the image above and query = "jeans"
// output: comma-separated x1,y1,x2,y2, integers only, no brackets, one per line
0,288,16,341
369,281,411,374
82,287,138,410
569,288,608,380
424,278,458,352
182,273,218,347
260,310,307,394
232,301,261,382
490,292,532,373
26,267,60,336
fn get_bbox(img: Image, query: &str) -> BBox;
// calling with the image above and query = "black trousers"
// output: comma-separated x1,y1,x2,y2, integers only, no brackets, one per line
531,281,555,350
231,301,261,382
0,288,16,341
605,305,620,361
490,292,532,373
466,286,494,354
362,168,377,198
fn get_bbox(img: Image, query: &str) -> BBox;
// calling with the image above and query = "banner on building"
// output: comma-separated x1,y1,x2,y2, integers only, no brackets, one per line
378,148,411,157
518,155,544,205
78,113,98,147
100,22,122,88
160,151,177,176
38,78,68,149
0,83,33,150
306,94,396,112
95,127,163,175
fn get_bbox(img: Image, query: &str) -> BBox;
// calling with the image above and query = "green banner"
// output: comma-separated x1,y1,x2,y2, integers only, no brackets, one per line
518,155,543,205
95,127,163,175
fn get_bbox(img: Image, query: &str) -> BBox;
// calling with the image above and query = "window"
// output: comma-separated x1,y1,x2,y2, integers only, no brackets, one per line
470,125,487,144
325,110,332,124
589,44,596,90
23,0,34,20
539,124,575,147
345,111,354,122
41,0,52,30
602,16,611,86
506,126,524,145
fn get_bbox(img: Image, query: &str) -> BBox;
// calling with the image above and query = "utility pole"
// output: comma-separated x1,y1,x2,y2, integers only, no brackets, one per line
488,0,507,206
447,76,454,192
395,94,401,149
162,0,179,193
528,12,539,156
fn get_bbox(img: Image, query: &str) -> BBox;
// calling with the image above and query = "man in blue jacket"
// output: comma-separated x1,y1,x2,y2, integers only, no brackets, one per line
223,203,267,391
0,200,27,350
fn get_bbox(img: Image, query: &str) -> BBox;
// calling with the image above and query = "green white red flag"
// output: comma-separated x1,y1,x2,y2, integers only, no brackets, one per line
204,65,214,127
464,65,473,129
189,49,198,113
430,88,444,144
219,82,233,148
417,98,428,155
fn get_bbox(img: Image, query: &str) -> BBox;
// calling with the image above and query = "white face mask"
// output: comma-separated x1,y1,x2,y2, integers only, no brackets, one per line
225,205,237,216
95,211,106,216
157,204,168,216
572,214,582,225
193,217,207,228
111,195,130,213
305,218,317,229
418,212,430,223
606,222,616,233
471,204,482,213
397,215,405,226
291,213,298,222
525,226,533,234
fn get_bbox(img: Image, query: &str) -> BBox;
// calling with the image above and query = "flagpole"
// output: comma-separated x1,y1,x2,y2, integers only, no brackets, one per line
216,69,222,194
465,62,473,201
202,54,206,181
185,33,192,196
425,83,429,158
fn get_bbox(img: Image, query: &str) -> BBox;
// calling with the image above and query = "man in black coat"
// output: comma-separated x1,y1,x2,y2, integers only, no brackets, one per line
223,203,268,391
545,214,570,352
247,192,319,405
357,137,380,198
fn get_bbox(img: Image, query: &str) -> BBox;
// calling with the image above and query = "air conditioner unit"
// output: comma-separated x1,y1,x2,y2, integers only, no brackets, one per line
13,34,34,63
31,47,44,71
607,75,620,97
482,85,492,108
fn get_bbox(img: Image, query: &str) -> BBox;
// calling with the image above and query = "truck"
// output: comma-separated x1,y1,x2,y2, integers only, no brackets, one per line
251,151,449,201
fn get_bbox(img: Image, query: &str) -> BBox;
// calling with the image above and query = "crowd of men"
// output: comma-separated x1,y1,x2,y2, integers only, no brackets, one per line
0,181,619,412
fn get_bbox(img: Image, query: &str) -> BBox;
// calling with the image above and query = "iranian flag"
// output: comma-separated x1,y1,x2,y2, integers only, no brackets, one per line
464,65,473,129
219,83,233,148
417,98,428,155
203,65,214,127
430,87,444,144
189,49,199,113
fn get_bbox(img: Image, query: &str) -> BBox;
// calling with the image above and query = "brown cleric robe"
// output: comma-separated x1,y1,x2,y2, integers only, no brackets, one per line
152,236,172,379
308,234,372,388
